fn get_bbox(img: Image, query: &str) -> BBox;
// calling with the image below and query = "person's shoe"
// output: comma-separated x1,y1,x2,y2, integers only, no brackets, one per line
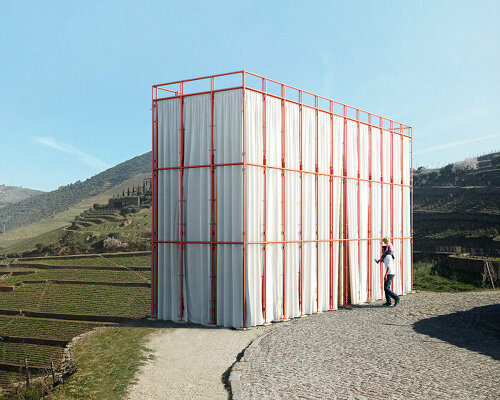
394,299,400,306
383,302,391,306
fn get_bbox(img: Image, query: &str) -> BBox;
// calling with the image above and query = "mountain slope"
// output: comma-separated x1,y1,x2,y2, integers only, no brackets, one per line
413,151,500,255
0,185,44,209
0,152,151,233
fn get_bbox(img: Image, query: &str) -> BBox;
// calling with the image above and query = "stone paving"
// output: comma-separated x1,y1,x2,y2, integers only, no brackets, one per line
230,291,500,399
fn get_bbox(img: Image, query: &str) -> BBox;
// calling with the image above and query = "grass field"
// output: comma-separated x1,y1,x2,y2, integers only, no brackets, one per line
0,253,151,394
413,259,483,292
49,327,154,400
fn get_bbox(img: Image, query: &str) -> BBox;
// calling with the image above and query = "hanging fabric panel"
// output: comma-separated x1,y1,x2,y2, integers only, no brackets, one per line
358,124,370,303
284,102,300,319
371,127,383,300
345,119,360,304
214,90,244,328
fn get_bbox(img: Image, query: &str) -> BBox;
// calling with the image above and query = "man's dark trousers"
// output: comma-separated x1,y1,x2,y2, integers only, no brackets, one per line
384,274,400,304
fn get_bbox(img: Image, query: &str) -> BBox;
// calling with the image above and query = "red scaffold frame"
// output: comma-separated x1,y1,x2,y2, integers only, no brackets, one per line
151,70,413,327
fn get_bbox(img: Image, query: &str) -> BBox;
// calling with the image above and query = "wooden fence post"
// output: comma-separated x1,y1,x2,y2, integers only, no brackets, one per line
25,358,30,389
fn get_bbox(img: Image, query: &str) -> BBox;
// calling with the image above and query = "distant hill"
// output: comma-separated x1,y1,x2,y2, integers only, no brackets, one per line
413,151,500,256
0,152,151,233
0,185,44,209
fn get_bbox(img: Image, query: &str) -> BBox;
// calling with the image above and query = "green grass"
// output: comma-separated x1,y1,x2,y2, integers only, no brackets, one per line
2,268,150,285
49,327,154,400
413,259,483,292
0,371,25,387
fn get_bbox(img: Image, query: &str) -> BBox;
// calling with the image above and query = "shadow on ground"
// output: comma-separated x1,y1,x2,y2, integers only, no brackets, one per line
413,303,500,360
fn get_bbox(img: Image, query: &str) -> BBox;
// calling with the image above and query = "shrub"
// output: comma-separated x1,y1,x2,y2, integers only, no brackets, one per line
103,237,128,250
452,157,478,172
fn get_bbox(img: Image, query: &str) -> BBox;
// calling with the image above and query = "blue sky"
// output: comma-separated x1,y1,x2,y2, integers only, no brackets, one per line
0,0,498,191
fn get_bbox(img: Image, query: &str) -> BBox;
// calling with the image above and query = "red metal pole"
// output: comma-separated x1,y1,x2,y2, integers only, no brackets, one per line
410,127,414,292
151,89,156,318
315,95,319,312
281,84,287,320
210,77,216,324
342,105,348,305
379,117,384,295
356,109,361,304
179,82,185,321
400,127,404,294
368,114,373,301
262,78,268,323
155,93,159,318
299,90,304,315
242,73,247,328
390,120,394,294
329,100,334,309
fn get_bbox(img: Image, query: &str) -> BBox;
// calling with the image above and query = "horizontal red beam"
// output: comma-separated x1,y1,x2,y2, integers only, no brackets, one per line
153,70,412,131
154,162,412,189
154,236,412,245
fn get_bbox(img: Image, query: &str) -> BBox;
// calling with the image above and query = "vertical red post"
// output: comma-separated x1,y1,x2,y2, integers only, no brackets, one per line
299,90,304,315
242,72,247,328
180,88,186,319
379,117,384,295
389,120,394,293
368,114,373,301
155,94,159,318
209,77,216,324
410,127,414,292
315,96,319,312
281,84,287,320
342,105,348,305
329,100,334,309
151,88,156,318
262,78,268,323
356,109,361,303
400,126,404,294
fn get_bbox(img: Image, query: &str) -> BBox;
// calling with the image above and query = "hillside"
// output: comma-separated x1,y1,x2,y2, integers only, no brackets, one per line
413,151,500,256
0,185,44,209
0,152,151,233
0,173,150,255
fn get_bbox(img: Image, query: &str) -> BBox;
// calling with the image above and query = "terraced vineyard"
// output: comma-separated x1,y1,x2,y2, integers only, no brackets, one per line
0,317,103,340
15,255,150,267
0,253,151,392
2,268,150,285
1,283,149,317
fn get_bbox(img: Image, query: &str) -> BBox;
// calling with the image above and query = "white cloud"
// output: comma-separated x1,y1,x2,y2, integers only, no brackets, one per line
415,134,500,155
33,137,111,170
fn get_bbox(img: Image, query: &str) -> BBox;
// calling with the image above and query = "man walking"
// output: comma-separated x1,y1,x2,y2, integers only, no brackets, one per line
378,238,400,306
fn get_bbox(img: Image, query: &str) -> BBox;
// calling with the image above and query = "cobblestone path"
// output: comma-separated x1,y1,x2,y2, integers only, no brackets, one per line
230,291,500,399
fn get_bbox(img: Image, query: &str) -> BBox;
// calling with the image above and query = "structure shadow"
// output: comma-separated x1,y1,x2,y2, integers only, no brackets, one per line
413,304,500,360
119,317,236,330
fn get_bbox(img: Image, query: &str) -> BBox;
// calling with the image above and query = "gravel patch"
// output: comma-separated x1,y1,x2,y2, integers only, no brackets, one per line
125,323,271,400
230,291,500,399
